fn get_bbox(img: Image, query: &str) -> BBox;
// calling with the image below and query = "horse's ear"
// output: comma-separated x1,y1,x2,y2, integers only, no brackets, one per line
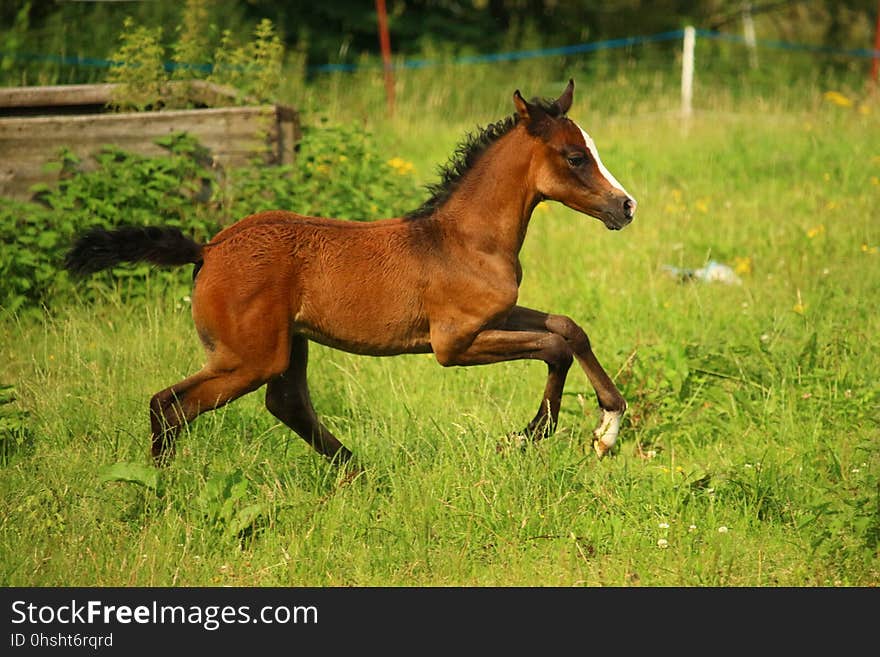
514,89,548,126
513,89,531,121
556,78,574,115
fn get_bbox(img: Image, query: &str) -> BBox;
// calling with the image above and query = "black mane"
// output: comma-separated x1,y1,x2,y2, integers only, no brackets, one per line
405,96,565,220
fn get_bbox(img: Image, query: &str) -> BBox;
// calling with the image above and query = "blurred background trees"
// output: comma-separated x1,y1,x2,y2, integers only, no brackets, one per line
2,0,876,79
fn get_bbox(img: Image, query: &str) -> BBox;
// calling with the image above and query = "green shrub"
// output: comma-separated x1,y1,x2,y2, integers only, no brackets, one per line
106,17,166,112
217,120,424,222
209,19,284,104
1,133,218,315
107,6,285,110
0,199,57,316
170,0,212,82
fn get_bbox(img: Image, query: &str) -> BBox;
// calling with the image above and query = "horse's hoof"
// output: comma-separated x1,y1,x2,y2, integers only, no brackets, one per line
151,450,174,468
335,457,365,485
497,432,528,453
337,467,363,487
592,438,612,459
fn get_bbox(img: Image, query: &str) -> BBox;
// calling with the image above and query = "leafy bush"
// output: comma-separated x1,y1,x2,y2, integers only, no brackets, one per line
209,19,284,104
106,17,166,111
217,119,424,222
1,133,217,314
0,199,56,315
170,0,212,82
106,5,285,110
35,134,216,233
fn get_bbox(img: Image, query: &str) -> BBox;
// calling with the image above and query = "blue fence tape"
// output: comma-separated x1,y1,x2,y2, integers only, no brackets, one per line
309,30,685,73
2,29,878,76
1,50,213,73
695,29,880,60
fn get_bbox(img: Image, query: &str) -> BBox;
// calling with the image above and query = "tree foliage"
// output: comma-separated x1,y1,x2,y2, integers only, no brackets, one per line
1,0,876,78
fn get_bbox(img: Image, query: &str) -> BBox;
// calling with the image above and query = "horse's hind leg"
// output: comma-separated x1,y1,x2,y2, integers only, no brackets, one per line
150,368,262,465
265,336,352,464
523,345,573,440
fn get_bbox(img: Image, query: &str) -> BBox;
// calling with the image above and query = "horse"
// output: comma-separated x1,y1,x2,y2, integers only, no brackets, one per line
64,79,636,468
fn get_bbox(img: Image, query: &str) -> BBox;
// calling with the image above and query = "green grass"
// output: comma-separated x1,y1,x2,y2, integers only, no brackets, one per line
1,75,878,586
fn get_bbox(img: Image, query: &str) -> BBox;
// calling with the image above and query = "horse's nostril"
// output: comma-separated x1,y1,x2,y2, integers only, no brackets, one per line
623,198,636,217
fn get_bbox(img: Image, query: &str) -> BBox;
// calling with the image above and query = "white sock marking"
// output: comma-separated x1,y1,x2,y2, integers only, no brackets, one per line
593,408,622,456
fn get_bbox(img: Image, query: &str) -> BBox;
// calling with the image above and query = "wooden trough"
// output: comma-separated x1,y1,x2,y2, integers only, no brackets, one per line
0,81,300,201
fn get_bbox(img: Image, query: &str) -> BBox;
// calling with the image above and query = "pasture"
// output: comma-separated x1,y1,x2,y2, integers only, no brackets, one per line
1,72,878,586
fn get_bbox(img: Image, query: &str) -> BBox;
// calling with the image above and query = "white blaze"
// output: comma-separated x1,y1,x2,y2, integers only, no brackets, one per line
577,124,634,203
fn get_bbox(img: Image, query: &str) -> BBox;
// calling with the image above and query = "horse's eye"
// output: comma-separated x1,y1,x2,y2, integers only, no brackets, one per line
567,155,587,168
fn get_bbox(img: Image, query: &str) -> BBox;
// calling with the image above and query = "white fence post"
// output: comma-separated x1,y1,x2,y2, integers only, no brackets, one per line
681,26,695,119
743,3,759,69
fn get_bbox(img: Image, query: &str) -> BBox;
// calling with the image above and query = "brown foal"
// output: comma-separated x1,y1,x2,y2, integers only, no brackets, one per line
65,79,636,466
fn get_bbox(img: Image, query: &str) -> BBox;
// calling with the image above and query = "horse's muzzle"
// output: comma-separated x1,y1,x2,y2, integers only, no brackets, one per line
604,196,636,230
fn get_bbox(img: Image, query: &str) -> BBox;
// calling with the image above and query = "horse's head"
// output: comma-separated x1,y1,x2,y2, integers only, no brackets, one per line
515,79,636,230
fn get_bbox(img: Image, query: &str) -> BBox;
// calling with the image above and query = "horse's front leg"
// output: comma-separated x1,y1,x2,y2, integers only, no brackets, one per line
431,326,573,442
504,306,627,457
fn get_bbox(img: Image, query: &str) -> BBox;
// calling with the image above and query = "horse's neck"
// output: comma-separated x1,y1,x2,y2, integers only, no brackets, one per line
439,131,541,258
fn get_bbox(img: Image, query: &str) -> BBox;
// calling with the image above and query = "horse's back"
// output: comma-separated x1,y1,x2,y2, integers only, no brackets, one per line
193,210,435,358
208,210,401,242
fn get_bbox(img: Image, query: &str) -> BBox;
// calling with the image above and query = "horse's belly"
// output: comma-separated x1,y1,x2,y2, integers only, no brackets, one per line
293,295,431,356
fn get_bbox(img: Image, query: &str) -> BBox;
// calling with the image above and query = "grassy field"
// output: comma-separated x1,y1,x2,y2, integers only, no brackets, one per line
1,67,878,586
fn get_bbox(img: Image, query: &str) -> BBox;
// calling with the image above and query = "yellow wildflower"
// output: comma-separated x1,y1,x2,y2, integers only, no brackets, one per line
387,157,414,175
823,91,853,108
806,224,825,239
733,256,752,275
861,243,878,255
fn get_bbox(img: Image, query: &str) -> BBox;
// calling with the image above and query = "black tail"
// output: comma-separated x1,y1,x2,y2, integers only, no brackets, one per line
64,226,204,277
